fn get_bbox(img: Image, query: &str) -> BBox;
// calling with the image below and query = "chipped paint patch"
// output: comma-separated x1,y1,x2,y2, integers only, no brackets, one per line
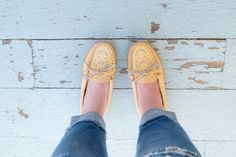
181,41,189,45
188,77,208,84
129,39,137,43
215,39,225,43
147,40,156,43
119,68,128,74
115,27,122,29
151,22,160,33
26,39,33,48
173,58,187,61
161,3,167,8
195,71,210,74
127,35,136,38
204,86,219,90
194,42,204,47
37,49,44,51
154,47,160,51
167,39,178,44
60,80,72,84
180,61,224,68
164,46,175,51
2,39,12,45
208,46,220,50
17,107,29,119
18,72,24,82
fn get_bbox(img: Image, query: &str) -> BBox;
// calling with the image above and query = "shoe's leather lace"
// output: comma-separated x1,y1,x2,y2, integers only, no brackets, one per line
83,60,116,80
128,63,160,82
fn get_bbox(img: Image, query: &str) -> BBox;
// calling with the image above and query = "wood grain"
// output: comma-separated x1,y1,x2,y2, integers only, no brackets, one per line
0,89,235,156
0,40,34,88
1,0,236,39
222,39,236,89
205,141,236,157
32,39,226,89
1,1,236,156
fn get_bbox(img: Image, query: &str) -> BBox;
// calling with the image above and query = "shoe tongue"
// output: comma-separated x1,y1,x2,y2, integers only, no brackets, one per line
136,73,157,84
90,74,110,83
88,61,113,83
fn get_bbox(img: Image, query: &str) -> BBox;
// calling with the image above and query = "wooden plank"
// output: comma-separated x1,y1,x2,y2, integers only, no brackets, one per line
0,138,137,157
108,89,236,141
1,0,236,39
1,88,234,156
33,39,226,89
0,40,34,88
107,139,137,157
0,89,235,141
0,137,57,157
205,141,236,157
0,89,80,138
222,39,236,89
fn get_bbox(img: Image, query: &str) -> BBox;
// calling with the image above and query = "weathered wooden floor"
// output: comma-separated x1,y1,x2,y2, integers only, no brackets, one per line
0,1,236,156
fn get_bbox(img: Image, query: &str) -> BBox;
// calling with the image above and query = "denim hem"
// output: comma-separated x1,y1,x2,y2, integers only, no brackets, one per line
66,112,106,133
140,108,178,126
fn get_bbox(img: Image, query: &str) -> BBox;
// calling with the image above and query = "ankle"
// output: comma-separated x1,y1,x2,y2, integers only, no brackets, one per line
137,82,164,116
81,81,109,117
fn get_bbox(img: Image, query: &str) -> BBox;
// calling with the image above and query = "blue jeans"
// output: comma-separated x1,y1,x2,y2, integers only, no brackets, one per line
51,109,201,157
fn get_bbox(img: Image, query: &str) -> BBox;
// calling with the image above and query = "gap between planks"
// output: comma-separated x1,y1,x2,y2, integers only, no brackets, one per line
0,38,232,41
0,87,235,90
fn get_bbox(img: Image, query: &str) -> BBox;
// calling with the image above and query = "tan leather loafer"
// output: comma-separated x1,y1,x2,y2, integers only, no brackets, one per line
128,41,167,115
80,42,117,116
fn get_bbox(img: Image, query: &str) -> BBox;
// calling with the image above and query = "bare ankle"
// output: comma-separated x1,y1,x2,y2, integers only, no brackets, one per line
137,82,164,116
81,81,109,117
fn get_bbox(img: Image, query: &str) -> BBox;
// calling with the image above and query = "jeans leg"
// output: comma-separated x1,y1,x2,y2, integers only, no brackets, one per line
51,112,108,157
136,109,201,157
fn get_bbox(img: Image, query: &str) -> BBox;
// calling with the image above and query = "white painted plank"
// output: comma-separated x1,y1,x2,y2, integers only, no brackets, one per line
1,0,236,38
162,40,225,89
0,40,34,88
0,137,57,157
33,40,225,89
0,89,80,138
0,89,235,142
0,137,206,157
107,139,136,157
0,137,138,157
222,39,236,89
205,141,236,157
108,89,236,141
2,89,235,156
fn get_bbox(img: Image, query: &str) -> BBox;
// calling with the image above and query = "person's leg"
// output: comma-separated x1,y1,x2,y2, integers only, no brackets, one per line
135,83,201,157
135,80,201,157
135,79,201,157
52,81,109,157
51,112,108,157
52,42,116,157
136,109,201,157
127,42,201,157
